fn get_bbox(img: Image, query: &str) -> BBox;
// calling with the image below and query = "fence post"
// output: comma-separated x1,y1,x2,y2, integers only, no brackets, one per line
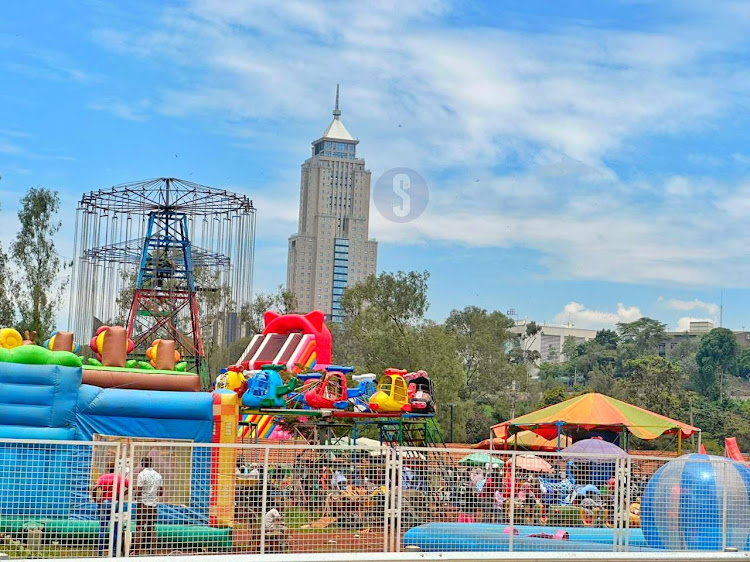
612,456,621,552
722,461,728,551
394,448,403,552
508,452,516,553
382,447,390,552
124,443,134,558
380,447,396,552
624,455,632,551
115,443,128,558
106,442,121,558
259,447,270,555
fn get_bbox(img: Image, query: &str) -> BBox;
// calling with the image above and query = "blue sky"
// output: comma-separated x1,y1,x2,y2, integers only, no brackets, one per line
2,0,750,332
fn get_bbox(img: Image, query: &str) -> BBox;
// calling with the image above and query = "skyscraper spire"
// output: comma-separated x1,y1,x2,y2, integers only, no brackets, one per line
333,84,341,119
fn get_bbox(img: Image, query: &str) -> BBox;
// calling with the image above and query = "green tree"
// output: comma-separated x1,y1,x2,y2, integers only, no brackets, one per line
737,348,750,380
414,322,468,441
667,337,700,383
0,202,15,326
696,328,738,400
587,362,619,395
594,329,619,348
11,188,69,340
337,270,430,365
617,317,668,358
445,306,519,401
335,271,471,440
562,335,579,360
239,285,298,335
539,385,568,407
464,403,496,444
621,355,687,419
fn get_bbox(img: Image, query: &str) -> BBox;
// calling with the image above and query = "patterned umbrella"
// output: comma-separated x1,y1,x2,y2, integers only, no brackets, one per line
514,454,552,473
458,452,504,467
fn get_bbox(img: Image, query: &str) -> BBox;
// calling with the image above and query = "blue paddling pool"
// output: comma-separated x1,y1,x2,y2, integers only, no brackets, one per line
403,523,649,552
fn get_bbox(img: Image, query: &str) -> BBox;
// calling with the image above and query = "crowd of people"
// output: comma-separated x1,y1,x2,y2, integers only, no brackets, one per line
89,451,639,556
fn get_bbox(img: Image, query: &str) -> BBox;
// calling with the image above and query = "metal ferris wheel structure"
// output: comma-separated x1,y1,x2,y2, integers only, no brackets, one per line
69,178,256,380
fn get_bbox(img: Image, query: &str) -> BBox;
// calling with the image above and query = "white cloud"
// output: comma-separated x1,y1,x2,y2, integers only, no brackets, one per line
664,176,692,197
676,316,714,332
659,297,719,316
553,302,642,330
90,0,739,165
0,141,21,154
88,98,151,121
85,1,750,288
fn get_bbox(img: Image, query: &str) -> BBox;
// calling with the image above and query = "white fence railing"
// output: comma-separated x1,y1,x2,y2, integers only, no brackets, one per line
0,439,747,558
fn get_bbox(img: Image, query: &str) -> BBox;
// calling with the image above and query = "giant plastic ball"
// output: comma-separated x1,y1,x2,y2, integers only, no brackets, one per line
642,453,750,550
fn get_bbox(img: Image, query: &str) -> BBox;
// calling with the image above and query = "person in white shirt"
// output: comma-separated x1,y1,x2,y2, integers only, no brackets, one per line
263,503,289,551
333,470,348,490
133,457,163,555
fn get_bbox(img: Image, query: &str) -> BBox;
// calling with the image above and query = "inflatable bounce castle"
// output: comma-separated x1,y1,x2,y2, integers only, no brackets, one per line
237,310,331,372
0,329,239,549
0,312,333,548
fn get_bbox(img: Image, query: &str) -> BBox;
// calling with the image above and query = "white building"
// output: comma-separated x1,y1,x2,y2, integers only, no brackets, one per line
509,320,598,377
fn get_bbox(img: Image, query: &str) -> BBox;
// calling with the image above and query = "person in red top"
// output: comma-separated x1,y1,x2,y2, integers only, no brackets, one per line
93,462,130,557
479,463,503,522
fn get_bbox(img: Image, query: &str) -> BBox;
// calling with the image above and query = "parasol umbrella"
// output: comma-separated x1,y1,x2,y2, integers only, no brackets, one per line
563,438,626,485
514,454,552,473
458,452,504,467
563,438,626,458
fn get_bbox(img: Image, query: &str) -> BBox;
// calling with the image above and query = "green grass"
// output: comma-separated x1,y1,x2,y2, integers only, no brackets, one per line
1,537,97,559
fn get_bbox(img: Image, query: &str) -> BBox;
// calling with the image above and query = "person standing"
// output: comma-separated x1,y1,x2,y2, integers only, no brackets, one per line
93,462,129,557
132,457,163,556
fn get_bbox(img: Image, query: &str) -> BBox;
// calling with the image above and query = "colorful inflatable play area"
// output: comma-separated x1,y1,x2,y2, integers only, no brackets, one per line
0,326,229,548
0,310,441,555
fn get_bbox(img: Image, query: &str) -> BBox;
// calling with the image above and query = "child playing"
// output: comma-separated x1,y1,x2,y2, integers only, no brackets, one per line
262,502,289,552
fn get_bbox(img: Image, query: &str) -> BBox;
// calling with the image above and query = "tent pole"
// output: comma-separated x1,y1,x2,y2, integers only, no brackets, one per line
677,431,682,456
556,422,562,452
697,430,702,452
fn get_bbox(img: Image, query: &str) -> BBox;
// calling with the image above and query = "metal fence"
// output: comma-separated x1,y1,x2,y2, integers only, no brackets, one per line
0,439,747,559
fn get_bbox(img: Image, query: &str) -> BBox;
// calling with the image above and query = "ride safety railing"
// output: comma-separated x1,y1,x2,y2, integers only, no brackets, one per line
0,439,747,559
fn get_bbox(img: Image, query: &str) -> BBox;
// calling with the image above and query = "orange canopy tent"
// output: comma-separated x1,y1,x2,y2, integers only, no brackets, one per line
473,430,571,452
491,393,700,453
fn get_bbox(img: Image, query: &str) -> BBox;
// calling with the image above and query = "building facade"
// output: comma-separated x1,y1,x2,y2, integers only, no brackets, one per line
658,320,715,357
509,321,599,364
286,87,378,322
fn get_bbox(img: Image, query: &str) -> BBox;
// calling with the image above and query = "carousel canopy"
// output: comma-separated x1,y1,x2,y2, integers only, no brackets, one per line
473,430,571,452
492,393,699,442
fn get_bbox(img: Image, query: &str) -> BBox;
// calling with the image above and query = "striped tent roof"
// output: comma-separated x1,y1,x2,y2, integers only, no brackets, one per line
492,393,699,441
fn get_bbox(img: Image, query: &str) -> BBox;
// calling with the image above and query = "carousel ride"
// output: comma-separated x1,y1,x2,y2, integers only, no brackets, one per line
68,177,256,386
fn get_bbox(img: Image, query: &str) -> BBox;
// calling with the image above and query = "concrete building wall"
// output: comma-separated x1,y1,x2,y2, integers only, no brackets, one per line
509,321,598,377
287,90,378,321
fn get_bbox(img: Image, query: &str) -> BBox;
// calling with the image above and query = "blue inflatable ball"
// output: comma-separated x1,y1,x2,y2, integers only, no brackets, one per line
642,453,750,550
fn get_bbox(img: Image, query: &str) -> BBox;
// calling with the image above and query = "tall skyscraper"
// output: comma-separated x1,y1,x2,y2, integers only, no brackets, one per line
287,86,378,322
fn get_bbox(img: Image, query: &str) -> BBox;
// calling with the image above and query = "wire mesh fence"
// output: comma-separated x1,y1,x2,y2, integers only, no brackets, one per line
0,439,122,559
0,439,748,558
